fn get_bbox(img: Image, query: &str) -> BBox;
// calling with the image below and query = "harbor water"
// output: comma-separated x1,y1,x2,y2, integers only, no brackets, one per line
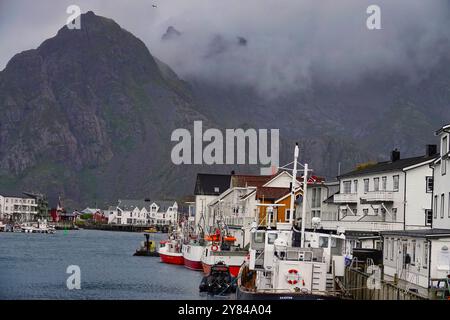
0,229,222,300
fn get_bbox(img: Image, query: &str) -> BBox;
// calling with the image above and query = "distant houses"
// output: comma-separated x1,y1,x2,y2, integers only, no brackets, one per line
107,199,178,226
0,194,38,222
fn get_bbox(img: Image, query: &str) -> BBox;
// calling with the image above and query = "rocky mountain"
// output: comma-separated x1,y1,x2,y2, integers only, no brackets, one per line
0,11,449,208
0,12,217,208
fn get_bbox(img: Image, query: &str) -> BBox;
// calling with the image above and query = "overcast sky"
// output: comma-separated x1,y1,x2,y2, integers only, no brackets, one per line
1,0,450,96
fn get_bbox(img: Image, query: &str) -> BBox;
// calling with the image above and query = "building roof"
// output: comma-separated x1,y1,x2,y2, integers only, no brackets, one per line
231,174,273,188
117,200,151,211
0,193,34,199
338,155,438,179
436,123,450,135
256,187,290,201
117,199,176,211
381,228,450,239
194,173,231,196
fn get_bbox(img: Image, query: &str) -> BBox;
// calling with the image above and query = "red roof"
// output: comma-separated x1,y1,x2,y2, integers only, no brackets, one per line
231,174,274,188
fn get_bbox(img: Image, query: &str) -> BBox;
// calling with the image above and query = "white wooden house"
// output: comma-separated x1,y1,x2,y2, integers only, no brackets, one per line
317,149,437,243
431,123,450,229
107,199,178,226
381,229,450,289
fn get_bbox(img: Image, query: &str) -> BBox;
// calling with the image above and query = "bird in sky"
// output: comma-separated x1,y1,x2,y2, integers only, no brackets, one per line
152,4,157,8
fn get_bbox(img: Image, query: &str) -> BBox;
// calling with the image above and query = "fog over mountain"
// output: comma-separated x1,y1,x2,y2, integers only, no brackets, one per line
2,0,450,97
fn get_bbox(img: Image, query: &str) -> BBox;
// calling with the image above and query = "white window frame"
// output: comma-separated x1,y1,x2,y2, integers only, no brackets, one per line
364,179,369,193
374,177,380,191
393,175,400,192
442,135,448,176
426,176,433,193
285,209,293,222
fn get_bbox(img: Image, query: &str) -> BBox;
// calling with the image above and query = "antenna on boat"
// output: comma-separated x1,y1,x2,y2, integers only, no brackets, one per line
300,162,308,248
288,143,299,226
287,142,309,247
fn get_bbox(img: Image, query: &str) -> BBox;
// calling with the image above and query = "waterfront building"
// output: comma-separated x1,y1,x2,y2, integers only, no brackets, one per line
381,229,450,289
193,173,232,230
316,148,438,252
107,199,178,226
0,194,38,222
431,123,450,229
380,123,450,291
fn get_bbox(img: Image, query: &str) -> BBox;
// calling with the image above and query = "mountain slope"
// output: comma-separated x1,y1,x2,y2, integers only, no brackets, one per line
0,12,215,207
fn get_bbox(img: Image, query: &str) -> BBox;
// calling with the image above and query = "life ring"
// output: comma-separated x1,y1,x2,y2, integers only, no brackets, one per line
286,269,300,285
211,245,219,252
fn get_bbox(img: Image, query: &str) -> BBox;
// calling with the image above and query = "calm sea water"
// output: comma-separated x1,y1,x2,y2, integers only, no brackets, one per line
0,229,217,300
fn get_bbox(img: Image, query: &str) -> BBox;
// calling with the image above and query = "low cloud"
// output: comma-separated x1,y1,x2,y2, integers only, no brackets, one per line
1,0,449,97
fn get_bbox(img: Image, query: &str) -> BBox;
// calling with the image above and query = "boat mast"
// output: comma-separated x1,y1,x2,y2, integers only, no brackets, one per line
288,143,299,226
301,163,308,248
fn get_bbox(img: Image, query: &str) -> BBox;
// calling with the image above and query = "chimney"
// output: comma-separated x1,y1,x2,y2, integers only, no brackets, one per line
426,144,437,157
391,149,401,162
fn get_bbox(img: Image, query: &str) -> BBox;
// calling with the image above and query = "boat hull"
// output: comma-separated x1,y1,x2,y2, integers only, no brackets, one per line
160,252,184,265
236,286,342,300
183,244,204,271
184,258,203,271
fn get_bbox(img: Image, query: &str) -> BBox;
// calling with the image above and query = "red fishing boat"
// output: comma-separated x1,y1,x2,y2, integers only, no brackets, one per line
158,239,184,265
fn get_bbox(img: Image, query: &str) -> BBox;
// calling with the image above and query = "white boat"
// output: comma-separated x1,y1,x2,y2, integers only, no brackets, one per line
236,144,347,300
20,220,55,234
183,241,204,271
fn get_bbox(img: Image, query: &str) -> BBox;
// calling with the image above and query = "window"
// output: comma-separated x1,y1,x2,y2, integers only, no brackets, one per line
392,208,397,221
411,240,416,266
374,178,380,191
425,209,433,226
363,209,369,215
312,210,320,218
343,181,351,194
285,209,293,222
266,209,274,225
364,179,369,193
442,136,448,175
434,195,438,218
319,236,329,248
382,176,387,190
441,194,445,218
426,177,433,193
254,232,265,243
311,188,322,207
393,175,399,191
384,240,388,260
354,180,358,193
390,239,394,260
374,208,379,215
424,242,429,268
117,218,121,224
267,233,278,244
